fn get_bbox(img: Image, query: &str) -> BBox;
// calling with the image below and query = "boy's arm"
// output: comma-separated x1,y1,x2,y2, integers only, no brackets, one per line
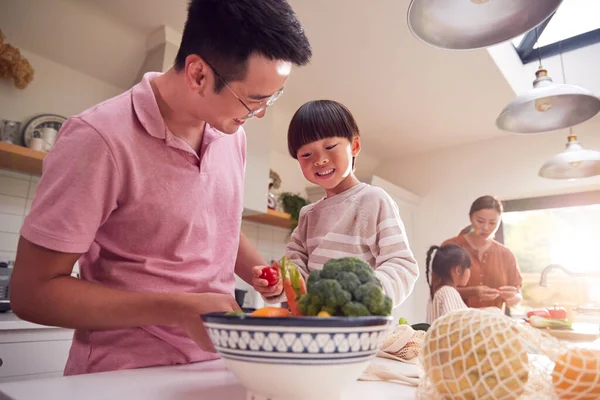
262,209,310,304
370,193,419,308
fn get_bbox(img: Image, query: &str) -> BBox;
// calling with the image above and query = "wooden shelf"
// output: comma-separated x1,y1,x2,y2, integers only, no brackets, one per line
0,142,45,176
243,209,292,229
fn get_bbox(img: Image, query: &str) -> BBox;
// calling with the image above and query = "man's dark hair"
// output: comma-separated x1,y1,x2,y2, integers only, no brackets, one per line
174,0,312,92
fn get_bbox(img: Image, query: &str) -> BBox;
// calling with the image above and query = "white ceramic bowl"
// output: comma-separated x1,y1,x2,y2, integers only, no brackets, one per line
201,312,392,400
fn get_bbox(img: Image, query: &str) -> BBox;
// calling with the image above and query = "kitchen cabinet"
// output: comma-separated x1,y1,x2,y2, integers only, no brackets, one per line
0,314,73,383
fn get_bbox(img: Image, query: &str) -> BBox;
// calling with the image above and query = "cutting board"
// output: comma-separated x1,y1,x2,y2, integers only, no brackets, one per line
541,328,599,342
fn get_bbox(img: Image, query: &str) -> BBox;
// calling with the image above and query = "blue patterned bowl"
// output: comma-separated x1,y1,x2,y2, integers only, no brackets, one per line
201,312,392,400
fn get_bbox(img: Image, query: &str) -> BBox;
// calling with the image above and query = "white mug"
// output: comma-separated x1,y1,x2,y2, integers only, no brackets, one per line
33,127,58,152
29,137,44,152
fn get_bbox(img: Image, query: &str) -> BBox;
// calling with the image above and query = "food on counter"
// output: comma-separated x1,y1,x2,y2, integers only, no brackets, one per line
527,308,551,319
422,309,529,399
296,257,392,317
225,311,247,317
547,305,568,320
398,317,410,325
528,315,572,330
279,256,307,316
259,265,280,287
317,311,331,317
250,307,291,317
552,348,600,399
410,323,430,332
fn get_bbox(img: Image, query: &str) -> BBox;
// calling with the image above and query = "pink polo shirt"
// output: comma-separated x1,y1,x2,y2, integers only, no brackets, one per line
20,72,246,375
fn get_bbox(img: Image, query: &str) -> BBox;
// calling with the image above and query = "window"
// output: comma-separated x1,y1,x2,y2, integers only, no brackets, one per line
513,0,600,64
499,191,600,321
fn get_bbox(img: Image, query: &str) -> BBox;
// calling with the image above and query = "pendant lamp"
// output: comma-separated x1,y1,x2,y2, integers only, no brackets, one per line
538,129,600,180
496,67,600,134
407,0,563,50
497,35,600,134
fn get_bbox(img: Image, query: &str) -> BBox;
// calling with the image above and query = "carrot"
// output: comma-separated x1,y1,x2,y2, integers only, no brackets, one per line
279,256,307,316
250,307,291,317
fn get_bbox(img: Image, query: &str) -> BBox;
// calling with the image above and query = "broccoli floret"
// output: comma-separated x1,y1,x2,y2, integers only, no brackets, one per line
298,293,324,316
342,302,371,317
337,271,361,294
369,295,392,316
310,279,351,310
353,282,392,316
299,258,392,317
306,270,321,292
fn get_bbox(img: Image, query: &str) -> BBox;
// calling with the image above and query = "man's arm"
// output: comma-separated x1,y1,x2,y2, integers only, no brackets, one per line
10,237,238,347
234,231,267,286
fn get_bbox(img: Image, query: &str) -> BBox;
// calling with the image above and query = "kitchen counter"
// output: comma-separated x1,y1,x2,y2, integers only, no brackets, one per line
0,313,63,330
0,358,417,400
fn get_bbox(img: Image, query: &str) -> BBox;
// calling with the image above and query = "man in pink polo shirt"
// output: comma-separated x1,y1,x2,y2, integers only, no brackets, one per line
10,0,311,375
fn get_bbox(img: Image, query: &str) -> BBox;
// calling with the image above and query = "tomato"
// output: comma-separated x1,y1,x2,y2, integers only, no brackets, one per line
548,306,567,320
527,309,550,319
259,265,280,286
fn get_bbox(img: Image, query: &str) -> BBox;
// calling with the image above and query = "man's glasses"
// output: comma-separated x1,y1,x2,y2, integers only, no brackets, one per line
204,60,284,119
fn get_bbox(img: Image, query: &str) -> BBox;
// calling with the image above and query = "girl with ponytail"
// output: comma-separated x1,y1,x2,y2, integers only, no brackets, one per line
426,244,472,323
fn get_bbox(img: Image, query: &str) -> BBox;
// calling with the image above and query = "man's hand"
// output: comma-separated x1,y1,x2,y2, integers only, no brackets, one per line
251,266,283,299
179,293,241,352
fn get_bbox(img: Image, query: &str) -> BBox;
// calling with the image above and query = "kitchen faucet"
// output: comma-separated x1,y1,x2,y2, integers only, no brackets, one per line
539,264,600,316
539,264,600,287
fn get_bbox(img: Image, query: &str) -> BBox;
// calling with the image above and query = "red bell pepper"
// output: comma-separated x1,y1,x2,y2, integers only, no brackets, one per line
547,305,567,320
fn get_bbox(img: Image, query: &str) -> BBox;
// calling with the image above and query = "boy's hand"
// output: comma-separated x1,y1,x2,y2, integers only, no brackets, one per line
251,265,283,298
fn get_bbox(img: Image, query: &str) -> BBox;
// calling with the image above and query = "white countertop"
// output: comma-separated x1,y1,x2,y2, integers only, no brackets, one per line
0,313,65,331
0,358,417,400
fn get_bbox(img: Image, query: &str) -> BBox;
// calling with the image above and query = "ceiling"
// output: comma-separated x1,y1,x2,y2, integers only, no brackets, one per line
2,0,599,160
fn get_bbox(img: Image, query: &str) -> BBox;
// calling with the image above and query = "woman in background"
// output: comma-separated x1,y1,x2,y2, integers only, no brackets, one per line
443,196,522,311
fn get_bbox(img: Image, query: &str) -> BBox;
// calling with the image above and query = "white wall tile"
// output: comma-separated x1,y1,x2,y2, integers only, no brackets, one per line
273,243,287,259
0,169,32,182
0,214,23,233
272,228,289,244
25,199,33,215
27,180,39,199
0,251,16,264
0,177,29,198
257,226,274,251
0,232,19,252
0,195,26,216
30,175,41,182
241,221,258,239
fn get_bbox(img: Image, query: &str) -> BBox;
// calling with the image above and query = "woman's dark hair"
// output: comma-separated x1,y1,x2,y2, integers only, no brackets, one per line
426,244,471,300
174,0,312,92
287,100,360,164
460,196,503,235
469,195,503,217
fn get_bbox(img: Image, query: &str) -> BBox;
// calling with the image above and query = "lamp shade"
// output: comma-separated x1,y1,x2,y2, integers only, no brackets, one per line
539,134,600,179
407,0,563,50
496,69,600,134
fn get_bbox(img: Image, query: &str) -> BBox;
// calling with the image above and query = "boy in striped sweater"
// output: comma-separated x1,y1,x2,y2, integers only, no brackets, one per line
252,100,418,308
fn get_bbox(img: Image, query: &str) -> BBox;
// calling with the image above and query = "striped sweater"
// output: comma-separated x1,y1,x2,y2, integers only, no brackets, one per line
285,183,419,308
426,286,468,323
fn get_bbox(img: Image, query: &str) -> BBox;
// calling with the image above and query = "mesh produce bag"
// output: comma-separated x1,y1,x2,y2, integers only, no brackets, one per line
417,308,600,400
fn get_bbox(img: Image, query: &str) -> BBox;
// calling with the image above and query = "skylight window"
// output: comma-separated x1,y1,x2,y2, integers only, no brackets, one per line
535,0,600,47
512,0,600,64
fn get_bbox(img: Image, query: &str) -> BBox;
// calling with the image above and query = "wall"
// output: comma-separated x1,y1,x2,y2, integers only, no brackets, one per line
0,49,124,127
0,46,125,262
0,170,37,263
375,119,600,322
